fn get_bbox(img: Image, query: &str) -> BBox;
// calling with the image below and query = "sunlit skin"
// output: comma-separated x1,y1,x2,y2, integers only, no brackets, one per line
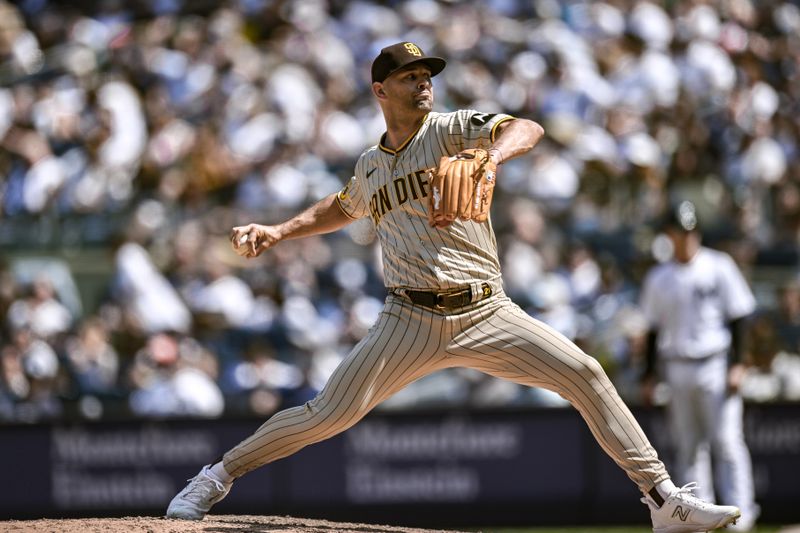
666,227,701,264
371,64,433,150
230,60,543,253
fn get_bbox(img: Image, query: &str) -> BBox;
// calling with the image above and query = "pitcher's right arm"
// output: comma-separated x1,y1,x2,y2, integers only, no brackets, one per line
231,193,353,258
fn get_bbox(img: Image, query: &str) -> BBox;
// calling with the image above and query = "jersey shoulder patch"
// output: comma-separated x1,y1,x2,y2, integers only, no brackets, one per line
470,113,498,127
337,185,350,202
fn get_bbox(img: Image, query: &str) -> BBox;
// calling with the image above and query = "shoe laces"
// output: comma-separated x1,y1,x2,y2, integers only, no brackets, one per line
640,482,709,511
670,482,714,509
184,471,226,498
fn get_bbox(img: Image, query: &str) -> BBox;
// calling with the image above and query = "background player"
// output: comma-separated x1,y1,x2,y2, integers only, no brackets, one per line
167,42,742,533
640,200,758,532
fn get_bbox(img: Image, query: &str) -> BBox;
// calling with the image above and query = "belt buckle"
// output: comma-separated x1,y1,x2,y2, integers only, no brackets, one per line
439,288,470,310
434,292,447,309
481,284,492,299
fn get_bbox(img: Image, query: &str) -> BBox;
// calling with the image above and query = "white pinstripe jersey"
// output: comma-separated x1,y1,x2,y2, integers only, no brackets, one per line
640,246,756,359
336,110,513,290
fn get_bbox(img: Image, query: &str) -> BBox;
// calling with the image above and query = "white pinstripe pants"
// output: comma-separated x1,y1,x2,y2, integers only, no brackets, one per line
223,290,669,493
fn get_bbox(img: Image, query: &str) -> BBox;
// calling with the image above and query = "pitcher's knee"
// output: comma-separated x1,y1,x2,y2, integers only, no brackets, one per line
301,397,336,432
573,353,609,384
302,395,369,435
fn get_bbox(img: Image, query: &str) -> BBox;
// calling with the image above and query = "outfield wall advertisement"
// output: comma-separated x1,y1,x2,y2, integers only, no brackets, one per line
2,405,798,526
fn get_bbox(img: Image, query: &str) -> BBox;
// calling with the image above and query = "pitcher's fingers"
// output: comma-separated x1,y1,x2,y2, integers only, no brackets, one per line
230,226,248,245
247,232,260,256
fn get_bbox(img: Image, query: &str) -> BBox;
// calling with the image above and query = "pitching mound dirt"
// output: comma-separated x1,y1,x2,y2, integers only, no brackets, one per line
0,515,465,533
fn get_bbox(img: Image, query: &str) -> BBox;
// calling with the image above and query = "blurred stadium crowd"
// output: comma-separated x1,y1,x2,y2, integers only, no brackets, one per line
2,0,800,423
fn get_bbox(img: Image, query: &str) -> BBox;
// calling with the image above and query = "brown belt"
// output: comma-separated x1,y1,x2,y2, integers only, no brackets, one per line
392,283,492,311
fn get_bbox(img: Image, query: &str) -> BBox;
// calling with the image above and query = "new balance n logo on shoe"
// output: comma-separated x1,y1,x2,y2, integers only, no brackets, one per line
672,505,690,521
644,482,740,533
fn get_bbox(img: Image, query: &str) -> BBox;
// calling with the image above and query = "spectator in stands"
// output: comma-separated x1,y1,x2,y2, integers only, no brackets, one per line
771,280,800,355
1,0,800,418
6,275,72,341
127,331,224,418
64,317,120,396
112,241,192,336
3,327,64,422
741,301,800,403
0,343,29,420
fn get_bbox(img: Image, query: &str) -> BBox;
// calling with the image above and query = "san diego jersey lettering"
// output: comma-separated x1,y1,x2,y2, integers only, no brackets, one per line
336,110,512,290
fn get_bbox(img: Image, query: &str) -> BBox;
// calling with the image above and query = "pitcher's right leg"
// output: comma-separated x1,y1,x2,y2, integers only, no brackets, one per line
168,296,448,519
222,295,446,478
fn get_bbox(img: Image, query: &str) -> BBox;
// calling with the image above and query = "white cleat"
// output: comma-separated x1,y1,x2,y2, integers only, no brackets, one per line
726,505,759,532
166,465,232,520
727,519,755,532
643,482,741,533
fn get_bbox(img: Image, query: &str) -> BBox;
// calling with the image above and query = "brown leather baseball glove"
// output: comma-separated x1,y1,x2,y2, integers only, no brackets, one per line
428,148,497,227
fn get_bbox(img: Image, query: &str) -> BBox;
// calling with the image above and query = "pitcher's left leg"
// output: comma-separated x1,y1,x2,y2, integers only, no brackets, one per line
448,300,741,532
447,300,667,492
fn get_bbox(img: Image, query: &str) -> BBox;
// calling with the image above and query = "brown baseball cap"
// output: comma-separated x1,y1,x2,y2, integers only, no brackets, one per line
371,42,446,83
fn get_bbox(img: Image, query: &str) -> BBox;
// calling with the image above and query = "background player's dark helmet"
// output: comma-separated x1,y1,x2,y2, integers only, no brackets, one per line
663,200,699,233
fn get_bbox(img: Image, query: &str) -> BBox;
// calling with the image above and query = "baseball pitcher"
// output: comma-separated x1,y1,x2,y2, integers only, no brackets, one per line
167,42,742,533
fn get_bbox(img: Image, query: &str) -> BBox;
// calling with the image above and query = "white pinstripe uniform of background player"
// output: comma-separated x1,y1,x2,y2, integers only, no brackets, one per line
640,201,758,531
167,42,741,532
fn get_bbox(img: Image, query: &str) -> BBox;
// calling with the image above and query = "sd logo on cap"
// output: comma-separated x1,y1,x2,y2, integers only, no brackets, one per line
371,42,446,83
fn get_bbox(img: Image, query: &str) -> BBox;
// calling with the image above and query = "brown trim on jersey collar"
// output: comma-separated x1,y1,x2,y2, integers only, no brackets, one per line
378,113,429,155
